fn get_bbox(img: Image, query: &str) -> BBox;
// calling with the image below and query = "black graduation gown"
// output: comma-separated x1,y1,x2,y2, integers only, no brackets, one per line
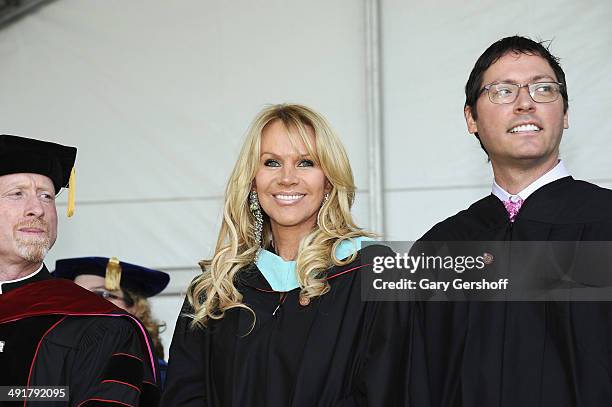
418,177,612,407
0,267,160,406
161,245,430,407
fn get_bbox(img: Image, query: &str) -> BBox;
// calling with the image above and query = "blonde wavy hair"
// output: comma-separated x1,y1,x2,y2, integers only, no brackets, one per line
187,103,371,328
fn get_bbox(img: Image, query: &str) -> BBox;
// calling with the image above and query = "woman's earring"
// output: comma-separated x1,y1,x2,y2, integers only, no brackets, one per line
317,192,330,228
249,191,263,249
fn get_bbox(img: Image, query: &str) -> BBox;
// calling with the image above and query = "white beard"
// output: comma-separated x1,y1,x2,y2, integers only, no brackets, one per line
15,235,51,262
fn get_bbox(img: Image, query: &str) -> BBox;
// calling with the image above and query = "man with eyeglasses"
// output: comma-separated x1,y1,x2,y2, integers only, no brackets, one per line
0,135,160,406
418,36,612,406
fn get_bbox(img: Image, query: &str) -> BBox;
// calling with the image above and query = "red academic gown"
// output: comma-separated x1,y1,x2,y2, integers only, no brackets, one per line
0,267,160,406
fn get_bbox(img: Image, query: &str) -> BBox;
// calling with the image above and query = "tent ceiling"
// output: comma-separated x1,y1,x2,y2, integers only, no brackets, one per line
0,0,53,28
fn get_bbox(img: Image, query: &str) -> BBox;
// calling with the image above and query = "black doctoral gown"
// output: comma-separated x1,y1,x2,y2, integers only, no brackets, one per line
418,176,612,407
0,268,160,406
161,245,430,407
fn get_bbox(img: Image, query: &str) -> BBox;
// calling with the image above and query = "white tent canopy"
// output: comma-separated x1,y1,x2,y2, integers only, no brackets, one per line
2,0,610,357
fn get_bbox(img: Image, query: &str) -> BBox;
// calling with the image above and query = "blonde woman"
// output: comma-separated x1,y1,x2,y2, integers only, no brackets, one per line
162,104,422,406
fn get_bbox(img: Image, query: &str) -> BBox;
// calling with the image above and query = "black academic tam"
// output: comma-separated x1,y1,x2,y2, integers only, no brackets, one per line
0,134,76,192
418,177,612,407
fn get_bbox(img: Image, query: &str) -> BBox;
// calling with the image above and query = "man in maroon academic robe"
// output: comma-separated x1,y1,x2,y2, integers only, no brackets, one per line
0,134,159,406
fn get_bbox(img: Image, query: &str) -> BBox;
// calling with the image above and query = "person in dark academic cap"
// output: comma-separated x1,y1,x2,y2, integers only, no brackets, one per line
54,256,170,388
0,135,160,406
418,36,612,406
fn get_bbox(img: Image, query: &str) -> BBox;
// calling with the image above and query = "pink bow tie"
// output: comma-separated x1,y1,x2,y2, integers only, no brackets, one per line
503,196,523,222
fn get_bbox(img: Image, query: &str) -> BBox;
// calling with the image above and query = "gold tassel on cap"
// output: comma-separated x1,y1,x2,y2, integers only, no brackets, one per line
105,257,122,291
66,167,76,218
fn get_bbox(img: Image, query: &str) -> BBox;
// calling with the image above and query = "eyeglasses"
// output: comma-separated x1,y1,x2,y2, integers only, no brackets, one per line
92,290,124,301
92,290,136,307
480,82,564,104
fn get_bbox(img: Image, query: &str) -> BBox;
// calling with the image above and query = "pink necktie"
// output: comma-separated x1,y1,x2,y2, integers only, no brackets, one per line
503,196,523,222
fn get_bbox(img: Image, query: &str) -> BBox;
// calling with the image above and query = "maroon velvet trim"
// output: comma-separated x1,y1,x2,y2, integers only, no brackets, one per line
1,279,159,385
0,279,119,323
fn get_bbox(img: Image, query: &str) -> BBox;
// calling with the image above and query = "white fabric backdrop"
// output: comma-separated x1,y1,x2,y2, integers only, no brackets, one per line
1,0,610,357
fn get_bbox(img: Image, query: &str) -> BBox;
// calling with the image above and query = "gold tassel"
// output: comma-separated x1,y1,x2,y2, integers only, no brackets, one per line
66,167,76,218
105,257,122,291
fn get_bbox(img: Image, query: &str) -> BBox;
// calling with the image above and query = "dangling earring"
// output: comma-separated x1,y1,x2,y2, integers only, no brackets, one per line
322,192,329,205
249,191,263,250
317,192,330,228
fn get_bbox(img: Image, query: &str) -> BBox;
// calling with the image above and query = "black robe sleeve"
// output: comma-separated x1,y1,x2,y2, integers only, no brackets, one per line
31,316,159,406
333,299,430,407
160,300,207,407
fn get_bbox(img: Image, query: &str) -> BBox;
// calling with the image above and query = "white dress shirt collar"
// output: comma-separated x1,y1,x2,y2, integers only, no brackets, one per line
0,263,44,294
492,160,570,203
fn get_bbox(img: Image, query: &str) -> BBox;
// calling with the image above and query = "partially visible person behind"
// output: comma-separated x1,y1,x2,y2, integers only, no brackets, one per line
419,36,612,406
0,135,159,406
161,104,425,406
54,256,170,388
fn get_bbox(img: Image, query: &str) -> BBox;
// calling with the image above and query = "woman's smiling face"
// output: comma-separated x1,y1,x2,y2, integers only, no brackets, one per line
253,120,329,237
